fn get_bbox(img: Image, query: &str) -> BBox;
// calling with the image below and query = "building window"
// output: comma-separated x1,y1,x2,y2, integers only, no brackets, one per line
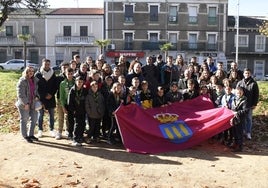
235,35,248,47
169,33,178,44
150,5,158,22
124,33,133,50
15,51,22,59
125,4,134,22
189,33,198,49
0,50,7,62
56,53,64,65
254,60,265,80
208,7,217,25
188,6,198,24
80,26,88,36
255,35,266,52
29,50,39,64
149,33,158,42
207,33,217,50
63,26,71,36
6,26,13,36
238,60,247,70
169,6,177,23
22,26,30,35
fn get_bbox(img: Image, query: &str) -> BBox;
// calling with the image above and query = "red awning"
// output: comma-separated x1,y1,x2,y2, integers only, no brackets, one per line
106,51,145,58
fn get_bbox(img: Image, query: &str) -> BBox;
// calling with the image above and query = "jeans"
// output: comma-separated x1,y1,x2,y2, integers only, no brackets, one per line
244,108,253,134
38,108,55,131
18,106,38,138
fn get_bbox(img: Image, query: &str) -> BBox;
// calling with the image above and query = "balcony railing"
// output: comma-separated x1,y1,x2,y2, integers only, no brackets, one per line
0,36,36,45
181,42,218,51
55,36,95,45
142,41,166,50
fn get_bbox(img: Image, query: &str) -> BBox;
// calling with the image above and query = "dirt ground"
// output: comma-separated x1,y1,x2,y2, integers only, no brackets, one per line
0,132,267,188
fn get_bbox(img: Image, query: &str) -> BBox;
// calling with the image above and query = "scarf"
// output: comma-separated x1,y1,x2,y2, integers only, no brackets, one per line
40,67,54,81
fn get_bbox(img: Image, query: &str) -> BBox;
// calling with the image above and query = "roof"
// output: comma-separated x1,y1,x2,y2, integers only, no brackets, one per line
10,8,55,15
49,8,104,15
228,16,264,28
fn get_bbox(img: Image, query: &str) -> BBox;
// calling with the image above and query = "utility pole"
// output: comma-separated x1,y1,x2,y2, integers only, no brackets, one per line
235,0,240,64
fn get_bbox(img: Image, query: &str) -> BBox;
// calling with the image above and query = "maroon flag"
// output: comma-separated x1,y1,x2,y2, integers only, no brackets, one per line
115,95,234,154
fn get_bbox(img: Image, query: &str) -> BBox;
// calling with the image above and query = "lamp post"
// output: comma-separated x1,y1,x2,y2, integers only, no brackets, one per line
235,0,240,64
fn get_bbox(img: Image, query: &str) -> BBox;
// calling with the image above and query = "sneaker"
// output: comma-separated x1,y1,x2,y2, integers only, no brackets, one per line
107,140,115,145
246,133,252,140
71,141,82,146
50,130,56,137
29,136,38,141
37,130,43,138
55,132,62,140
24,137,33,143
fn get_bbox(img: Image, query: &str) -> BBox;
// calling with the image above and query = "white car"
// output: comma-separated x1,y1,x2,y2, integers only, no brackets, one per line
0,59,39,70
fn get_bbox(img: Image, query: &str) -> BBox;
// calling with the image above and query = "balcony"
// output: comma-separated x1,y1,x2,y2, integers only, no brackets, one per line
0,36,36,46
142,41,166,50
55,36,95,45
181,42,218,51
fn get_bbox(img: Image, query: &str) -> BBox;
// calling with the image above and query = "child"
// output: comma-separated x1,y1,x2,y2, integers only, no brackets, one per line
220,86,236,145
125,86,140,105
85,81,105,143
68,76,88,146
182,79,199,100
140,80,153,109
107,82,124,144
230,86,248,152
59,68,75,140
152,86,168,107
165,82,183,104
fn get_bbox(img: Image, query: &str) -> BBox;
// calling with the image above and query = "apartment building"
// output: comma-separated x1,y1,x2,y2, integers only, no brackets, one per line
104,0,228,65
46,8,104,65
0,9,53,64
0,8,104,66
226,16,268,80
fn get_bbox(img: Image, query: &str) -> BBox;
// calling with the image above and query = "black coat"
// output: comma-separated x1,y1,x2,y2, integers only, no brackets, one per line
35,70,57,109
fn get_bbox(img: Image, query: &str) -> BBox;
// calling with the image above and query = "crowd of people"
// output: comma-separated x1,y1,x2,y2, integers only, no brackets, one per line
16,53,259,152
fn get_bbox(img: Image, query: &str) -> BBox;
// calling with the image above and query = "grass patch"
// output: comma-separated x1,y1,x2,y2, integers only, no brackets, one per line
0,71,22,132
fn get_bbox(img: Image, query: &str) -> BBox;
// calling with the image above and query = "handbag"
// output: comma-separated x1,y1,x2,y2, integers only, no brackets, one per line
35,100,42,111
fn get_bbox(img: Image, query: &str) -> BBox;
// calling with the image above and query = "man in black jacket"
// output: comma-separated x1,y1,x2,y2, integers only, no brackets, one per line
236,68,259,140
35,58,58,138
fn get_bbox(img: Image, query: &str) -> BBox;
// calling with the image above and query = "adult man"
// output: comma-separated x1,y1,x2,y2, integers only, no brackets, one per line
154,54,165,83
236,68,259,140
160,56,179,91
35,58,57,137
142,56,159,94
228,61,243,80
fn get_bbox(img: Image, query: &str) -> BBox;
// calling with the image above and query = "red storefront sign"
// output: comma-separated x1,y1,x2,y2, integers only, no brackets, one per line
106,51,145,58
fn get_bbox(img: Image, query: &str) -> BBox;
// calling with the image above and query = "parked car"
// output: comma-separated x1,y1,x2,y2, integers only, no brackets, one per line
0,59,39,70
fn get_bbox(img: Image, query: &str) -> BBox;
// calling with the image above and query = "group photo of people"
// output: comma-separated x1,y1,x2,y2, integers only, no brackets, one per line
16,53,259,152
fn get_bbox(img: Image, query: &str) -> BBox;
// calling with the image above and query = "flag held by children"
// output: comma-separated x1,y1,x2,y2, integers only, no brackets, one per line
115,95,234,154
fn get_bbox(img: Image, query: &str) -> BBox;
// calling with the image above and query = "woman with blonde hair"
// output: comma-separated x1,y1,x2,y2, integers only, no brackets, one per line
16,66,40,143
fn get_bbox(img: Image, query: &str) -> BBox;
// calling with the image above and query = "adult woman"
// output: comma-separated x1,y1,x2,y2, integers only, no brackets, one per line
16,66,39,143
